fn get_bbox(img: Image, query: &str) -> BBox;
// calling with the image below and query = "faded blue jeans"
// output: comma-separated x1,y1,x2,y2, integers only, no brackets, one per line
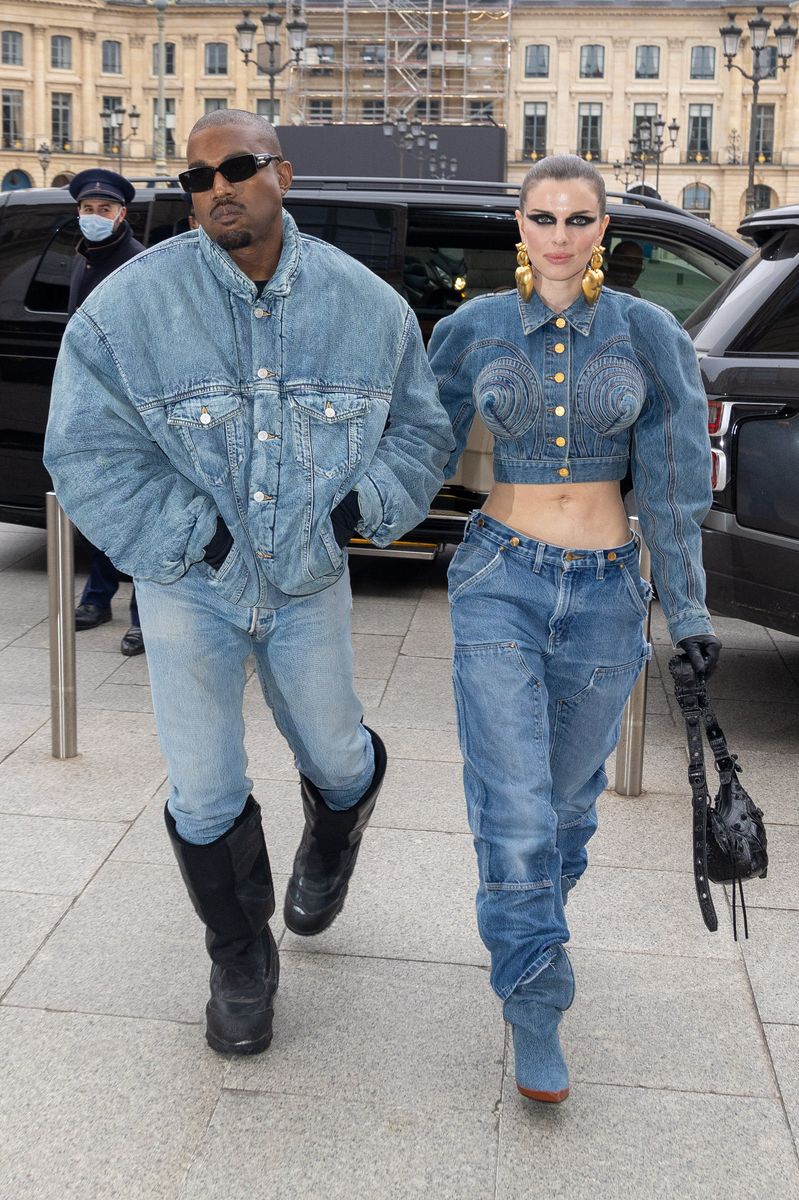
135,564,374,845
449,513,651,1001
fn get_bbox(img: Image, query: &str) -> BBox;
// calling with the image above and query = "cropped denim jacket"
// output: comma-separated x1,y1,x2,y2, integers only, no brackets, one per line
428,287,714,644
45,211,453,609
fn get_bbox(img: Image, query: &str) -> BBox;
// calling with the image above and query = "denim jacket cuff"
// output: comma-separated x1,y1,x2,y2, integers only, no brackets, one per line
353,474,385,542
667,609,715,646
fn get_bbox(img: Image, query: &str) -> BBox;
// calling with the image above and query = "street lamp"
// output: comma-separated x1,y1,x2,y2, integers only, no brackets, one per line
613,156,642,192
720,7,797,213
629,113,679,195
236,3,309,125
99,103,141,173
153,0,169,177
36,141,51,187
382,111,450,179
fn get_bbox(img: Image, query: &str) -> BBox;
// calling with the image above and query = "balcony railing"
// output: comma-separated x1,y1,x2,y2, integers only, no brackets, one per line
519,147,552,163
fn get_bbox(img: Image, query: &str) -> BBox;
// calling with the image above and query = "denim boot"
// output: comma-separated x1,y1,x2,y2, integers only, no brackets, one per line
503,944,575,1103
164,795,279,1056
284,727,387,936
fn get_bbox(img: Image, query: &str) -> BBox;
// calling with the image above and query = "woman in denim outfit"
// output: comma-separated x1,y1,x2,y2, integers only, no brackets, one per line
428,156,721,1104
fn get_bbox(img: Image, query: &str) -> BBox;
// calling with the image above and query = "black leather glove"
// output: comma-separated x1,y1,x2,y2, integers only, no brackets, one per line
203,515,234,570
330,490,361,548
676,634,722,680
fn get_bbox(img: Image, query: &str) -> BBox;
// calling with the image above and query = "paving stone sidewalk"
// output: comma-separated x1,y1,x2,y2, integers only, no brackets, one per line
1,521,798,1199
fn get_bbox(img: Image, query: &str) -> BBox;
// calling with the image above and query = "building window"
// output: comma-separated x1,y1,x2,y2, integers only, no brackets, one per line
415,98,441,121
687,104,712,161
362,99,385,122
469,100,494,120
153,42,176,75
204,98,228,114
753,103,775,163
523,102,547,160
577,102,602,158
152,97,176,157
690,46,716,79
632,102,657,144
635,45,659,78
51,92,73,150
256,98,280,122
524,44,549,78
205,43,228,76
683,183,711,220
759,45,778,79
101,40,122,74
579,45,604,78
101,94,123,154
2,31,23,66
362,44,385,64
51,35,72,71
2,89,23,149
752,184,775,213
315,43,335,63
309,98,333,124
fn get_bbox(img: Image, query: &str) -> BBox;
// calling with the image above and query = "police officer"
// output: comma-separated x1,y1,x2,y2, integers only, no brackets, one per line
68,169,146,656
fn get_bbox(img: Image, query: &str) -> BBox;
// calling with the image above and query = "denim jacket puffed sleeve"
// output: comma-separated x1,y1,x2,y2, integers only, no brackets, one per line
628,305,714,644
427,307,478,480
44,309,219,582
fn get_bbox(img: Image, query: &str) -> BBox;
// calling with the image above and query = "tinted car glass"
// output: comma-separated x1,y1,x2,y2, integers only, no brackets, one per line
0,204,69,313
735,266,799,356
605,232,733,323
25,216,79,313
286,200,405,274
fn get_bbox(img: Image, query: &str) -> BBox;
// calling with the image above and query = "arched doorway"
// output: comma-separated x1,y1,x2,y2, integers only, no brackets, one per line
1,169,32,191
751,184,776,212
51,171,75,188
683,183,711,220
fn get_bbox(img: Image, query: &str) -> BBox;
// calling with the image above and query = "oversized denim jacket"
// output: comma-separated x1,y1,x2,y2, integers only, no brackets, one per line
428,287,714,644
45,211,453,608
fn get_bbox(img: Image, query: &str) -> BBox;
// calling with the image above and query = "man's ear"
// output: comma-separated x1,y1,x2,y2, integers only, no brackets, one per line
117,205,127,223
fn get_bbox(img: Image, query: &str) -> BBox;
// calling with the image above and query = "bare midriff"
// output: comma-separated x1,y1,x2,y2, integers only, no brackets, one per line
482,480,631,551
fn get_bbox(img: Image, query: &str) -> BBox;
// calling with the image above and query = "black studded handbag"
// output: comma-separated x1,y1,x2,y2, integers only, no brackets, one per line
669,654,768,938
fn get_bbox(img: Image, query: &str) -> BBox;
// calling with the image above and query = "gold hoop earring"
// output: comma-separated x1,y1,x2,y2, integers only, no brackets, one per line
515,241,534,302
581,244,606,303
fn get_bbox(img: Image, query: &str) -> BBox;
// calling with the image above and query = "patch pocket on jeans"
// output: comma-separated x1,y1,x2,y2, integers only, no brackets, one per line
166,393,242,487
620,565,654,619
447,541,504,603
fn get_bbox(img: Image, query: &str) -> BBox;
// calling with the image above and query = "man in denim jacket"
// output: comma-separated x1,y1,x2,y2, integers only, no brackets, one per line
45,110,453,1056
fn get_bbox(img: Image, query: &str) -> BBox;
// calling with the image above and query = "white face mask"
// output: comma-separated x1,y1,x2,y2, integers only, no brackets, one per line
78,214,118,242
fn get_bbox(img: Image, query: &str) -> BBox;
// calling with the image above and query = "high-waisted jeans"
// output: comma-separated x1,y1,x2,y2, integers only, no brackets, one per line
449,512,651,1001
135,565,374,845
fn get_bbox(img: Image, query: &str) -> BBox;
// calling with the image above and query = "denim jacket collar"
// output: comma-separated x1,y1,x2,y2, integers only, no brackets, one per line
197,208,302,301
517,288,600,338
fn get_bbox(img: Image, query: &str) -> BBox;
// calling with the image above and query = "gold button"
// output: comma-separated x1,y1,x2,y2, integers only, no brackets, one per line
509,536,520,547
555,436,566,447
607,551,617,561
553,372,565,383
476,518,484,527
555,405,565,416
558,467,570,477
565,552,574,561
555,317,567,328
554,343,565,354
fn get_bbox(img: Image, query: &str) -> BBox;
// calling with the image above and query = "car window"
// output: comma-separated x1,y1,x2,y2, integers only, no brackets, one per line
404,208,517,341
734,269,799,355
287,200,405,277
604,231,734,324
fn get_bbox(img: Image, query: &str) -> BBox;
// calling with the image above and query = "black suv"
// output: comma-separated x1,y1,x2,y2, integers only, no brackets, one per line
686,204,799,638
0,177,747,547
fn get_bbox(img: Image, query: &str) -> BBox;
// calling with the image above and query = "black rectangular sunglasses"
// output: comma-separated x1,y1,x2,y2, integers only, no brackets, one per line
178,153,282,194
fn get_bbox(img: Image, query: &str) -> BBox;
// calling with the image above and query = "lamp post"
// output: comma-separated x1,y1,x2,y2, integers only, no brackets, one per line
613,156,642,192
153,0,169,177
99,103,141,173
382,113,451,179
429,153,458,180
236,3,309,124
628,113,679,196
720,8,796,214
37,141,51,187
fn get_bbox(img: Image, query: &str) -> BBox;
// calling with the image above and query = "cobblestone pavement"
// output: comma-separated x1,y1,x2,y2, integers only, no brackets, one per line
1,521,798,1199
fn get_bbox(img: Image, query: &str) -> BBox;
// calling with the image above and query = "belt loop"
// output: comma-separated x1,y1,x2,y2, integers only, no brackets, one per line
532,540,546,574
464,514,473,539
595,550,605,581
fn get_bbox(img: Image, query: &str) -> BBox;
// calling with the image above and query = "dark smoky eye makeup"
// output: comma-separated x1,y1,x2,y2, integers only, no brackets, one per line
525,211,598,225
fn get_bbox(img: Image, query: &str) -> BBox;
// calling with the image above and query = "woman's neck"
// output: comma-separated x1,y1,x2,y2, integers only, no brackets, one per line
534,274,583,314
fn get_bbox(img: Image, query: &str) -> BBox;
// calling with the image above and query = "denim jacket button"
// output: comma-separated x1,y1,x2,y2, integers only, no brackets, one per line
555,405,565,416
554,343,565,354
257,368,271,379
553,372,566,383
555,317,567,328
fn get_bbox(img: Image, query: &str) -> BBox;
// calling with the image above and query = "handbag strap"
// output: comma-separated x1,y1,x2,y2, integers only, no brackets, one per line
670,661,719,933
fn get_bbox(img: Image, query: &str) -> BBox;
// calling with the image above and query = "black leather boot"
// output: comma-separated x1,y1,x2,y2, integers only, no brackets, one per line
164,796,279,1055
284,727,387,936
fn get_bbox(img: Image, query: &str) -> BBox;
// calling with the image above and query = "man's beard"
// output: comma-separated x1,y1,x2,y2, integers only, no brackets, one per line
215,229,253,251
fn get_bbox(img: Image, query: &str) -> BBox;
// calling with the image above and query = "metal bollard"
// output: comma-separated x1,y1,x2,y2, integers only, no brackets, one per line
614,516,652,797
46,492,78,759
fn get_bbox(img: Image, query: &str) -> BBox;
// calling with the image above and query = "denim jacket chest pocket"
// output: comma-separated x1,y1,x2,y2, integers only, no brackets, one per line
165,392,245,488
289,390,371,479
474,356,542,441
575,353,647,438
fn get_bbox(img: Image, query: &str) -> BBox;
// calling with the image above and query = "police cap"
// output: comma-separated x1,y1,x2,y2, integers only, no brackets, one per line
69,169,135,206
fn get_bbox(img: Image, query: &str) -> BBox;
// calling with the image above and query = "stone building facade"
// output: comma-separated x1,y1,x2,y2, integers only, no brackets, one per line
1,0,797,233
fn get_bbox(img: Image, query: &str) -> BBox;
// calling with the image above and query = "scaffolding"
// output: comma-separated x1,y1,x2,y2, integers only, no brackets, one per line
292,0,511,126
